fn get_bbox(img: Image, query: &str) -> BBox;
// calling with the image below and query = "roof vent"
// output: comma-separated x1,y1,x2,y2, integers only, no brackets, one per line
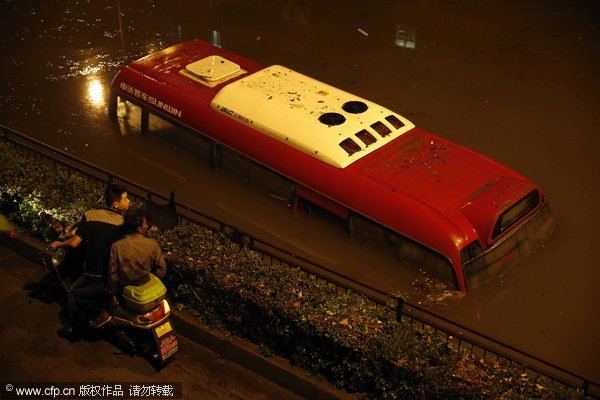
185,55,241,82
342,101,368,114
319,112,346,126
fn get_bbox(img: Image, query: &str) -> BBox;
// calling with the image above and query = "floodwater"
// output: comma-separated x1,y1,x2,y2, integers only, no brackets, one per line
1,0,599,383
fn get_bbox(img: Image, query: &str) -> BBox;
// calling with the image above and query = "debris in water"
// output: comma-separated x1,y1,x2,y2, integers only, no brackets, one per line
357,28,369,36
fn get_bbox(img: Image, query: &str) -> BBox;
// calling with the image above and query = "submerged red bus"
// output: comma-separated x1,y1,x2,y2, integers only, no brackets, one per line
110,39,555,292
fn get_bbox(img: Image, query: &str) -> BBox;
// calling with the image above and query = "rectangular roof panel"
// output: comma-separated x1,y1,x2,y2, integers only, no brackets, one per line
210,65,415,168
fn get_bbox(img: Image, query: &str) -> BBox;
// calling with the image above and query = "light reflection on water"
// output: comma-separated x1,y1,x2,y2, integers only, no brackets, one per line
395,24,416,49
86,77,105,108
45,54,135,82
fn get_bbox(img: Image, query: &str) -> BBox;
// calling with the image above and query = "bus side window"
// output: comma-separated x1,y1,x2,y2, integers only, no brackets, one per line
397,238,457,289
248,163,295,202
220,147,251,180
115,97,143,126
219,146,294,203
348,214,392,250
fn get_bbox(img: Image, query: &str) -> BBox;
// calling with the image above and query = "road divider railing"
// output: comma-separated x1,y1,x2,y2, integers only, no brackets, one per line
1,124,597,398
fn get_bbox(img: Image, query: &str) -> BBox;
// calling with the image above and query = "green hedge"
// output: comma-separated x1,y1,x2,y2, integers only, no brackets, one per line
0,141,582,399
0,143,102,241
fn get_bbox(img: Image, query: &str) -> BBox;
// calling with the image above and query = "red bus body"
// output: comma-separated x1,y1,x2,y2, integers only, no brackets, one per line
110,40,555,292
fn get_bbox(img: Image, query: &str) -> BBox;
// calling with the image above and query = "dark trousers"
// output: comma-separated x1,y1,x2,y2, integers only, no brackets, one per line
68,275,111,321
58,246,85,285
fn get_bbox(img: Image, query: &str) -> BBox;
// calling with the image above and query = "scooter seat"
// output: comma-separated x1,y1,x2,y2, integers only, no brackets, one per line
121,273,167,312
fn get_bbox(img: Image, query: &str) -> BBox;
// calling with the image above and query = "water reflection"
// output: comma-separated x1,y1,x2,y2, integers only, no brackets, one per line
395,24,416,49
116,0,125,50
211,30,222,48
86,77,105,108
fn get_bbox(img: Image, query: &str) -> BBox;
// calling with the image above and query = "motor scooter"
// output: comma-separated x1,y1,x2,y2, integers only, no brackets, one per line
41,222,178,368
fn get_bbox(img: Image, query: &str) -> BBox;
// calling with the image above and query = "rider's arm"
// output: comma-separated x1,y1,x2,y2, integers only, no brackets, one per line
49,215,86,250
153,243,167,279
49,234,81,250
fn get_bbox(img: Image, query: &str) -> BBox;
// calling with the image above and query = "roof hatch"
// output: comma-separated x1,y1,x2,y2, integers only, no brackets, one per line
181,55,246,87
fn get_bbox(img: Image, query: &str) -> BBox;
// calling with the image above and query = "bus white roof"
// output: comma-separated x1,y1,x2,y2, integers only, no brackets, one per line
210,65,414,168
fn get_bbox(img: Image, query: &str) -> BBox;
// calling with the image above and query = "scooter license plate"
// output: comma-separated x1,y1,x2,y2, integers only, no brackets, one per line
154,321,172,338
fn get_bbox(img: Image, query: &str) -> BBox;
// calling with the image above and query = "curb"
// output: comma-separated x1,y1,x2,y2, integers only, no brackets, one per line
0,234,353,400
172,312,351,400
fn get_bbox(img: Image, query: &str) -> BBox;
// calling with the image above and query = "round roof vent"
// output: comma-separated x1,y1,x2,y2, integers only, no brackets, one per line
342,101,368,114
319,112,346,126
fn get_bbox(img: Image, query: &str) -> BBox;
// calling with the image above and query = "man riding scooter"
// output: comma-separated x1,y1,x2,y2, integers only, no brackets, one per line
49,184,130,330
47,186,178,366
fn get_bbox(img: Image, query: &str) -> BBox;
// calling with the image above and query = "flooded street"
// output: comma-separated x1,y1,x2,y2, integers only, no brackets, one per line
1,0,599,383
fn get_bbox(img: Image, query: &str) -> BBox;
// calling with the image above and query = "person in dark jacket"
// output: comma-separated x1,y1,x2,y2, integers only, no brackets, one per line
50,184,130,328
108,209,167,302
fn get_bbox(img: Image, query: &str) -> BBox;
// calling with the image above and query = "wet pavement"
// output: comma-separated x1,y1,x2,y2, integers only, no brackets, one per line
1,0,599,383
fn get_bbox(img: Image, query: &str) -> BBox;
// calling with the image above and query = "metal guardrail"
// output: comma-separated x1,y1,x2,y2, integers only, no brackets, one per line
1,124,597,398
